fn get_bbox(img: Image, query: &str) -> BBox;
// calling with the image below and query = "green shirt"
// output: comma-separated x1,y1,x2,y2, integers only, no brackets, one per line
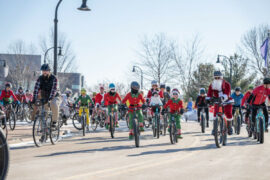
75,95,93,107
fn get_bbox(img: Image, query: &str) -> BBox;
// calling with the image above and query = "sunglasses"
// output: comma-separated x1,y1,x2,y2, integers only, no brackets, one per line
214,77,221,80
111,89,115,91
173,93,178,95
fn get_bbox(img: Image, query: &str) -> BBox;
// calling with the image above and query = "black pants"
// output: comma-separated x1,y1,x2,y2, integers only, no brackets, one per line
251,103,269,127
197,107,209,122
232,105,243,122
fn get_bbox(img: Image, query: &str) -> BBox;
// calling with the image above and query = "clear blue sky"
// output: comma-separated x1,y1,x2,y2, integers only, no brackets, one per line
0,0,270,87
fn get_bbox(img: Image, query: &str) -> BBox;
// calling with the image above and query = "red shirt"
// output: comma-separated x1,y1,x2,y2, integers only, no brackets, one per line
95,93,105,105
0,90,18,102
164,98,183,113
207,80,231,98
104,92,121,106
241,91,252,106
16,93,27,103
250,85,270,105
122,92,145,111
147,88,164,99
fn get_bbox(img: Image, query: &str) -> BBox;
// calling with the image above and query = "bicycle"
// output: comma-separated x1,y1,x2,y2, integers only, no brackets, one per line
167,111,179,144
212,97,233,148
253,105,266,144
242,106,253,138
0,127,9,179
108,106,117,138
232,106,241,135
198,106,208,133
129,107,143,147
151,105,161,139
90,105,106,131
79,106,89,136
32,99,60,147
162,111,168,136
3,103,16,131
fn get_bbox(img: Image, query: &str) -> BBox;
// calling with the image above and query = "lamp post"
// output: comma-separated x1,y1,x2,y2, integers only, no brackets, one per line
132,65,143,89
53,0,90,75
217,54,233,85
44,47,62,64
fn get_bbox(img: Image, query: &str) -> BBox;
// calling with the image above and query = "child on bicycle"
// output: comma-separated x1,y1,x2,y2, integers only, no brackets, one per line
104,83,121,129
0,82,19,106
247,78,270,132
195,88,209,127
231,87,244,122
74,88,93,131
122,81,145,140
162,88,184,138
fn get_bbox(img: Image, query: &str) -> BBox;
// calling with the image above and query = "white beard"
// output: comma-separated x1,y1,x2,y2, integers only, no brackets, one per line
212,80,223,91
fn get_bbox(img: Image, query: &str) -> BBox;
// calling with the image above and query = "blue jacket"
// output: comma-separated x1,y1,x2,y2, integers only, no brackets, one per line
187,101,193,111
231,92,243,106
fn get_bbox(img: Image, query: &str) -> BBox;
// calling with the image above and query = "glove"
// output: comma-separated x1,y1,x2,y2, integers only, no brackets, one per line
180,108,184,115
16,101,20,105
161,109,166,115
48,97,53,101
222,94,228,101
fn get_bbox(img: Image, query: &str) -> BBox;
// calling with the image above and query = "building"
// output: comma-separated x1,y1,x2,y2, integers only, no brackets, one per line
58,72,83,94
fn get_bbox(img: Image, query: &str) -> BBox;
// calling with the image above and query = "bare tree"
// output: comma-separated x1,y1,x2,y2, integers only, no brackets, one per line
239,24,270,77
135,33,176,85
39,29,77,73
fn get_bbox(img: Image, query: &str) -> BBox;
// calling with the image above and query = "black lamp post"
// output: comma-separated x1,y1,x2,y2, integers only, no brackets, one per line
53,0,90,75
217,54,233,85
132,65,143,89
44,47,62,64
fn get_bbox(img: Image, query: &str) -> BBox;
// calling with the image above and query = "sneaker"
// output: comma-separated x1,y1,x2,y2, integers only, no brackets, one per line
51,122,57,128
177,134,183,139
39,135,45,143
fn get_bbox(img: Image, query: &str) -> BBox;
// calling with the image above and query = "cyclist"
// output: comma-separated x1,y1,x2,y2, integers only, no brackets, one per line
247,78,270,132
195,88,209,127
231,87,244,123
25,90,33,103
95,84,106,106
207,71,233,135
15,87,27,104
147,80,164,103
31,64,60,127
163,86,171,104
162,88,184,138
74,88,93,131
241,85,254,123
104,83,121,128
122,81,145,140
60,89,73,125
0,82,19,105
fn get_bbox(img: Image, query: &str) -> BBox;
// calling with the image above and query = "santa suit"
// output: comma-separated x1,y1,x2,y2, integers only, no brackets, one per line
207,79,233,120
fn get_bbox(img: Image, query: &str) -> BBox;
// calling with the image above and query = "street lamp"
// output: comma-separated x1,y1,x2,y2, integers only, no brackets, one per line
217,54,233,85
132,65,143,90
44,47,62,64
54,0,90,75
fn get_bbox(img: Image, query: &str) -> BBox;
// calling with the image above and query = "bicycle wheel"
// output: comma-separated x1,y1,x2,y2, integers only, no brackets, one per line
152,116,157,137
201,113,205,133
222,119,227,146
133,117,140,147
259,117,264,144
157,115,160,139
163,114,167,136
169,123,175,144
236,116,241,135
72,113,82,130
82,115,86,136
91,117,98,131
1,118,8,139
110,115,115,138
126,114,129,128
50,120,60,145
214,117,222,148
0,128,9,179
8,110,16,131
33,116,44,147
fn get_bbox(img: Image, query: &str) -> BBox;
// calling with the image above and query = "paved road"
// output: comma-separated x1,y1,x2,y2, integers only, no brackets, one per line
6,121,270,180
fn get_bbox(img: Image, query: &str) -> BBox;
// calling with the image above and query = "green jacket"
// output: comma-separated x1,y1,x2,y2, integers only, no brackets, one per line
75,95,93,107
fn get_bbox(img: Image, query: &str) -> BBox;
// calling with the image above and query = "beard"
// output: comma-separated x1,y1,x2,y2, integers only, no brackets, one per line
212,79,223,91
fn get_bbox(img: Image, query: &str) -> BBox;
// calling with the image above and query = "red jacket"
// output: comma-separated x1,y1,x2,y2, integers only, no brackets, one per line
241,91,252,106
147,88,164,99
16,93,27,103
95,93,105,105
0,90,18,102
122,92,145,111
207,80,231,98
104,92,121,106
164,98,183,113
249,85,270,105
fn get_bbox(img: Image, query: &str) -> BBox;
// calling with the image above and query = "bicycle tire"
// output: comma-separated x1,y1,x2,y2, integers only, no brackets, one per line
82,115,86,136
163,114,167,136
0,128,9,179
157,115,160,139
8,110,16,131
259,117,264,144
110,114,115,138
152,116,157,137
201,114,205,133
91,118,98,131
72,113,82,130
237,116,241,135
214,117,222,148
133,116,140,147
126,114,129,128
32,117,44,147
1,118,8,139
222,119,227,146
175,122,178,143
50,120,60,145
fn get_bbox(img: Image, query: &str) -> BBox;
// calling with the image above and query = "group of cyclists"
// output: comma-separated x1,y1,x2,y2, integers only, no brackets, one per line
0,63,270,147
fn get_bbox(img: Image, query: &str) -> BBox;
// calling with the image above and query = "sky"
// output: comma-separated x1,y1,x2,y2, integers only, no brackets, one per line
0,0,270,87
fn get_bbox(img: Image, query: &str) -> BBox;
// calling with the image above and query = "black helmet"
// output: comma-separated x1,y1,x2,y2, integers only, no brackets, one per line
214,71,222,77
235,87,241,91
263,78,270,84
160,83,165,89
200,88,206,94
5,82,12,88
166,86,171,91
26,89,29,93
131,81,140,90
18,86,23,91
40,64,51,71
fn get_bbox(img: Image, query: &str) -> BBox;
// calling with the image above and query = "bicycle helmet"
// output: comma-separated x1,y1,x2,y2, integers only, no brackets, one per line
131,81,140,90
248,85,254,90
81,88,87,94
40,63,51,71
199,88,206,94
93,92,97,96
235,87,241,91
263,78,270,84
5,82,12,88
18,86,24,91
172,88,179,95
65,89,72,95
109,83,115,90
166,86,171,92
213,71,222,77
160,83,165,89
151,80,158,86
